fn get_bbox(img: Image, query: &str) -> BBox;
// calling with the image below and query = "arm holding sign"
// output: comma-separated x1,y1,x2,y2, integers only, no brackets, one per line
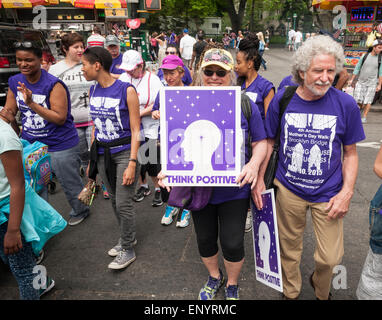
236,139,267,189
252,138,275,210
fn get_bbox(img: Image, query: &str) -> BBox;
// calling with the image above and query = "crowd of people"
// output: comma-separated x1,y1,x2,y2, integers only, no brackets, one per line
1,25,381,302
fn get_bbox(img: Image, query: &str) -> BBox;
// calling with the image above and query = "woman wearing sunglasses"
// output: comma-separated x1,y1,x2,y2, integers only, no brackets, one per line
159,47,267,300
5,41,89,227
156,44,192,86
81,47,141,270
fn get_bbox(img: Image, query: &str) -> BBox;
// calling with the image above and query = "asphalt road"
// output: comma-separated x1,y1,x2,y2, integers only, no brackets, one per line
0,48,381,302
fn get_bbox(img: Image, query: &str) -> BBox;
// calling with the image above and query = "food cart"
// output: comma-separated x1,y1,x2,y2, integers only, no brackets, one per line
313,0,382,72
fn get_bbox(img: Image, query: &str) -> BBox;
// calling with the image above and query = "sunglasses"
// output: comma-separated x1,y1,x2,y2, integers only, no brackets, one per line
203,69,228,77
14,41,33,48
165,51,177,55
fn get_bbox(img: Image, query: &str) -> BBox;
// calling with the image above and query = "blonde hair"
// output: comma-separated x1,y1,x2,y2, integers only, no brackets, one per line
257,32,264,42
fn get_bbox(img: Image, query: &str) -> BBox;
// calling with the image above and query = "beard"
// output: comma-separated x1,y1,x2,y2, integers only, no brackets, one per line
305,80,331,97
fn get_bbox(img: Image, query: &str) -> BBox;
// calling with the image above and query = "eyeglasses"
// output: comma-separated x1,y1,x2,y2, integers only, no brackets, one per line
203,69,228,77
14,41,33,48
165,51,177,55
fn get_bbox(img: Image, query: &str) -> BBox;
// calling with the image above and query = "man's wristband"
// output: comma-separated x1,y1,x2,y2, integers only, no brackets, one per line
129,158,137,163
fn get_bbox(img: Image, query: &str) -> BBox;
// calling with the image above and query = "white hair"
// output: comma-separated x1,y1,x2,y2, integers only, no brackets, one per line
291,35,345,86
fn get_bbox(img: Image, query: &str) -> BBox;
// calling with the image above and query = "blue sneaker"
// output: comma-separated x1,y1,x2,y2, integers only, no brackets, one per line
176,209,190,228
161,206,179,225
198,270,225,300
225,284,240,300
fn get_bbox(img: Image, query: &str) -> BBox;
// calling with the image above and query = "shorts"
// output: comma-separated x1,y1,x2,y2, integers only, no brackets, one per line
354,80,378,105
138,138,161,178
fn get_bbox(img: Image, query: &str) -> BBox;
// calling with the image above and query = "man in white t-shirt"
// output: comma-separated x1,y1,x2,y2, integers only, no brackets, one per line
288,29,295,51
179,29,196,68
294,29,303,51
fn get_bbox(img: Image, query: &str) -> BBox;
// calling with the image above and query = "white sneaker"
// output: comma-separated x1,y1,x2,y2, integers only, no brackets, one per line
176,209,190,228
245,210,252,233
161,206,179,225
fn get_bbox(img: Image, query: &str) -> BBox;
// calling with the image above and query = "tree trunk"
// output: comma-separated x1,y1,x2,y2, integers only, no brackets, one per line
225,0,248,33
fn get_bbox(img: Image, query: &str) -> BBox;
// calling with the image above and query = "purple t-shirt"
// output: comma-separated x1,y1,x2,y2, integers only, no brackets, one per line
89,80,135,154
277,75,297,92
8,70,78,152
209,99,267,204
157,66,193,86
110,53,124,75
266,86,365,203
241,74,274,121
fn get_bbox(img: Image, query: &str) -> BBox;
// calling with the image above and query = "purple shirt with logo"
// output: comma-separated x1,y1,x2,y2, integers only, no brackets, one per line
265,86,365,203
241,74,274,121
110,53,124,75
8,70,78,152
210,99,266,204
89,80,135,154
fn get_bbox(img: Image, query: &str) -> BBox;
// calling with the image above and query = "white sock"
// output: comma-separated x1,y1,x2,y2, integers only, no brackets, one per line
141,184,148,189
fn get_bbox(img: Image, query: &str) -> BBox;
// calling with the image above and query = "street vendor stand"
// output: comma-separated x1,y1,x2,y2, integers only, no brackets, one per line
313,0,382,73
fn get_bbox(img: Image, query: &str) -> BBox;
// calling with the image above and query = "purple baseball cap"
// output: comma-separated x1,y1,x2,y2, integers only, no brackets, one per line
160,55,184,70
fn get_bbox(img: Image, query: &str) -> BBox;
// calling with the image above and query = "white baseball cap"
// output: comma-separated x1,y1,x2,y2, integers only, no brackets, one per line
372,39,382,47
119,50,143,71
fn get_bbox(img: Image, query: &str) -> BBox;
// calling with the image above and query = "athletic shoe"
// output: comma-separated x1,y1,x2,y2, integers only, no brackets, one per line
176,209,190,228
161,206,179,225
152,190,163,207
245,210,252,233
39,276,55,297
68,215,87,226
133,186,151,202
36,249,44,265
198,269,225,300
362,117,367,123
225,285,240,300
108,249,136,270
108,238,137,257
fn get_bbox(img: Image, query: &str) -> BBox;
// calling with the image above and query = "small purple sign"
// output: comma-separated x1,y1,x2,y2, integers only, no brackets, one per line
160,87,242,186
252,189,283,292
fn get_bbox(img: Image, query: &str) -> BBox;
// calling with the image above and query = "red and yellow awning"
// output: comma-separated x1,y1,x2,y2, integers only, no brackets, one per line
70,0,126,9
313,0,381,10
1,0,49,8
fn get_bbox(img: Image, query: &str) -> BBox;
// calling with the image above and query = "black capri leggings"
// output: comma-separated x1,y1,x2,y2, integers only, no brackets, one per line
191,198,249,262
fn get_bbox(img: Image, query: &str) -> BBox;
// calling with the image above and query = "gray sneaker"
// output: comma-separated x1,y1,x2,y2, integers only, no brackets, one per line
108,238,138,257
108,249,136,270
68,215,87,226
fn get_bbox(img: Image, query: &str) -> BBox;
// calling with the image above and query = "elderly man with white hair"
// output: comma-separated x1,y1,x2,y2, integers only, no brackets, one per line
253,35,366,300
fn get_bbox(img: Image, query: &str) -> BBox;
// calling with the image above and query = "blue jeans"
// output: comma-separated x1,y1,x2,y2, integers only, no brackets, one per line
0,222,39,300
49,144,89,218
370,184,382,254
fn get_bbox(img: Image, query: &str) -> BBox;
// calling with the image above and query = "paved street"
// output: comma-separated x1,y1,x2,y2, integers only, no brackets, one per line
0,48,381,301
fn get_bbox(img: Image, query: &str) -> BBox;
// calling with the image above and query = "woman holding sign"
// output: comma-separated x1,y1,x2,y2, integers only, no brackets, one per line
159,47,267,300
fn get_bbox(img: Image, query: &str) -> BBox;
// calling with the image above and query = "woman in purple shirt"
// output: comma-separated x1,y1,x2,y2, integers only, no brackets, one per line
159,48,267,300
81,47,141,271
235,33,275,121
5,42,89,227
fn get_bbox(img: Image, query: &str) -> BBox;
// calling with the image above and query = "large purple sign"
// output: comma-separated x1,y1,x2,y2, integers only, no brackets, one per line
252,189,283,292
160,87,242,186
